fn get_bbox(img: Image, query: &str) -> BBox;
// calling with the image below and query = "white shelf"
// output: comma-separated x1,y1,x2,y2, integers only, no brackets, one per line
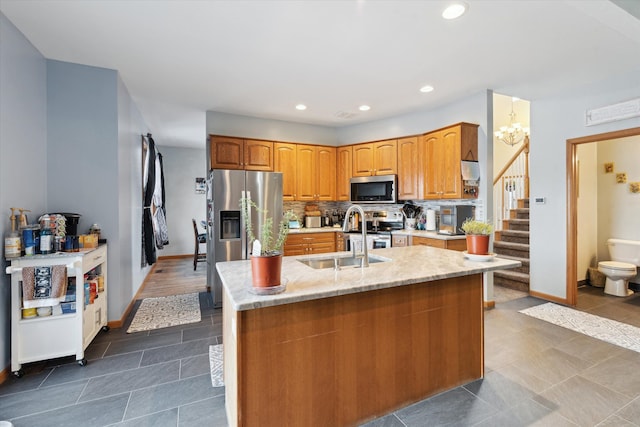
6,245,108,375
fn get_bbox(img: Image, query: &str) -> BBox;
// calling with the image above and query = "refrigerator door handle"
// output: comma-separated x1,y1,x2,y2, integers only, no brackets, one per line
241,190,249,260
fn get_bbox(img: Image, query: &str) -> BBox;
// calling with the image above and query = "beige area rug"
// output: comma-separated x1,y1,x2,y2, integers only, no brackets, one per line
127,293,201,333
520,302,640,353
209,344,224,387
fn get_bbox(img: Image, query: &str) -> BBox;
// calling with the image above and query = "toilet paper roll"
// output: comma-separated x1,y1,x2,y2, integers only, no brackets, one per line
426,209,436,231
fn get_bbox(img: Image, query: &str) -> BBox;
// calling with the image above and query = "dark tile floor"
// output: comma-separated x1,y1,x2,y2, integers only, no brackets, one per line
0,292,225,427
2,286,640,426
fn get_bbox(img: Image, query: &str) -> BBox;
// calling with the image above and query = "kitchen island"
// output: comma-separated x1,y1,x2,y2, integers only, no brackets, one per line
217,245,520,427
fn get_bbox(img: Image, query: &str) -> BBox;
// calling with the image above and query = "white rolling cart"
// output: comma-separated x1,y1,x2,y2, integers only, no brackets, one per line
5,244,108,377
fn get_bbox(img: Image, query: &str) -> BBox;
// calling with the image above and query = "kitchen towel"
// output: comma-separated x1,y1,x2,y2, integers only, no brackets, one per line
21,265,67,308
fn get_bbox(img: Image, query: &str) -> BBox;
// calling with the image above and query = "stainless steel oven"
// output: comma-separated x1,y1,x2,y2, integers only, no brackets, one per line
346,210,402,251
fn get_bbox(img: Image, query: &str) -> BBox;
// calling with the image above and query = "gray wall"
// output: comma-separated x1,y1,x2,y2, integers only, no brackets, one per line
530,70,640,299
0,14,153,372
0,11,49,376
117,74,153,310
157,145,207,257
206,111,338,145
46,60,151,319
207,91,493,222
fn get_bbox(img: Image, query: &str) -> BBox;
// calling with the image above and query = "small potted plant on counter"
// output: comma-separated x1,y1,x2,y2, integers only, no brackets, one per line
241,197,296,288
460,218,494,255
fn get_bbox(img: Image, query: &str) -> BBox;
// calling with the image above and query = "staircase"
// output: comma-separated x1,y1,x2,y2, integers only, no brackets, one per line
493,198,530,292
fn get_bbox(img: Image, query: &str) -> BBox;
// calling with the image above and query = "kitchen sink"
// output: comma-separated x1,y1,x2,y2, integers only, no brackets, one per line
297,255,390,269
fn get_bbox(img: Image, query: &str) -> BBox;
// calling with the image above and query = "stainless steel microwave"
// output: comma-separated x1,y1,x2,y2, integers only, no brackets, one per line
350,175,397,204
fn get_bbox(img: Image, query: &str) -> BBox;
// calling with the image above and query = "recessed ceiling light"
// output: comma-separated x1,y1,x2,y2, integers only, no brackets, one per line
442,2,467,20
359,105,371,111
420,85,434,93
295,104,307,111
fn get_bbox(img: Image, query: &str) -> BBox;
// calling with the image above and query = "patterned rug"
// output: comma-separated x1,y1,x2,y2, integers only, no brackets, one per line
209,344,224,387
127,293,201,333
519,302,640,353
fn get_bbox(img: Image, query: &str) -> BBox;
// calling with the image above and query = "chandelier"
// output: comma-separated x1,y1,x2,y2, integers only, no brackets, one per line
495,98,530,146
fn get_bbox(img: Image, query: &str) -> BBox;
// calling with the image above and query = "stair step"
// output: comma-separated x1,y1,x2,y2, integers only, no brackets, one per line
494,270,530,292
504,218,530,232
518,199,530,209
498,230,529,244
494,241,529,258
496,254,530,274
509,208,530,220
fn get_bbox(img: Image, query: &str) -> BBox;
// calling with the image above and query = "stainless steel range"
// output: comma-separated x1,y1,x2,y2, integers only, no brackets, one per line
347,210,404,250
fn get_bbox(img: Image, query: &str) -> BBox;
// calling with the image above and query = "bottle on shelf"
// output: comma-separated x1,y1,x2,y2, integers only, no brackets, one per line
18,208,30,228
40,218,53,255
4,207,22,258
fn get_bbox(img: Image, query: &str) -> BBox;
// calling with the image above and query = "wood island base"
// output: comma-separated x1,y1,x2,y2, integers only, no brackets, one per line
223,274,484,427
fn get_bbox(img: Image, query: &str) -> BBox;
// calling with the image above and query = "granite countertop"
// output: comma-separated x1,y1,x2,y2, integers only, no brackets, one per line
392,230,466,240
288,226,343,234
217,245,521,311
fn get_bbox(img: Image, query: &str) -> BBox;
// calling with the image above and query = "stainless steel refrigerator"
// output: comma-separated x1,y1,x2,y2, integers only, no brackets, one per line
206,169,283,307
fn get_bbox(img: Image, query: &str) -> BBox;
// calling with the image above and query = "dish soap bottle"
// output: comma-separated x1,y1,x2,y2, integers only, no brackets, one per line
4,207,22,258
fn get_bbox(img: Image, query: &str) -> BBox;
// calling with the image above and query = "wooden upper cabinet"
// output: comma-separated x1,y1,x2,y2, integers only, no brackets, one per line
274,143,297,201
295,145,336,201
209,135,273,171
397,136,420,200
296,145,316,201
244,139,274,171
210,136,244,170
373,139,397,175
336,146,352,201
421,131,442,199
352,140,397,176
421,123,478,200
352,144,375,177
316,146,336,201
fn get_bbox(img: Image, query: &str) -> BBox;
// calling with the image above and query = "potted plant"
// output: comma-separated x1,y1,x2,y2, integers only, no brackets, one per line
241,197,296,288
460,218,494,255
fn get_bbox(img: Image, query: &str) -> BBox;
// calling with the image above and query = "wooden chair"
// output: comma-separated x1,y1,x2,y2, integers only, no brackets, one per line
193,219,206,270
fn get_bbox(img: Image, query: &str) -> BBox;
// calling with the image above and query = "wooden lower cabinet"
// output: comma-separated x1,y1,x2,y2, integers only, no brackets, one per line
335,232,348,251
392,234,408,247
223,274,484,427
411,236,467,251
284,232,336,256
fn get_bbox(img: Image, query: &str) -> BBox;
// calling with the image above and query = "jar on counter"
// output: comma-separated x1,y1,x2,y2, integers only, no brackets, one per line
89,223,101,240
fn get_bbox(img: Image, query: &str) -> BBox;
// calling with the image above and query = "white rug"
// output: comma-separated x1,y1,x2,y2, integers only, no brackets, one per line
209,344,224,387
519,302,640,353
127,293,201,333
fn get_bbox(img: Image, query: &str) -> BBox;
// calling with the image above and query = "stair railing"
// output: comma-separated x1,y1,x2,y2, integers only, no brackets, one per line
493,136,530,231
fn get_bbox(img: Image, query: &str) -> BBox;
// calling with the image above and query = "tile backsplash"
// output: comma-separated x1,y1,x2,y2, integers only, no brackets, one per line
284,199,481,227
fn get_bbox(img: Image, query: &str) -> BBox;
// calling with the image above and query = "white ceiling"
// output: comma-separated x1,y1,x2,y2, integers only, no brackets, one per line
2,0,640,148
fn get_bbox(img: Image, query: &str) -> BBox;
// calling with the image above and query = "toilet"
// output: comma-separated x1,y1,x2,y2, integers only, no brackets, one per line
598,238,640,297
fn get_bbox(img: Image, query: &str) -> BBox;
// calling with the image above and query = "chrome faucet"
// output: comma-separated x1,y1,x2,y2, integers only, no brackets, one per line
343,204,369,268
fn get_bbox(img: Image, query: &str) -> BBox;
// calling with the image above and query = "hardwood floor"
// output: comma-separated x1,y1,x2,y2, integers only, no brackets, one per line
137,256,207,299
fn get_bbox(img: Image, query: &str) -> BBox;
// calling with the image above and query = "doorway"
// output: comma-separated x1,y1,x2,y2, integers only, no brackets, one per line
566,126,640,305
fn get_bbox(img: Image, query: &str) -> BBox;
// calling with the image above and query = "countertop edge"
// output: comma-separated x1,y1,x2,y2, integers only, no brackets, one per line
218,246,521,312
